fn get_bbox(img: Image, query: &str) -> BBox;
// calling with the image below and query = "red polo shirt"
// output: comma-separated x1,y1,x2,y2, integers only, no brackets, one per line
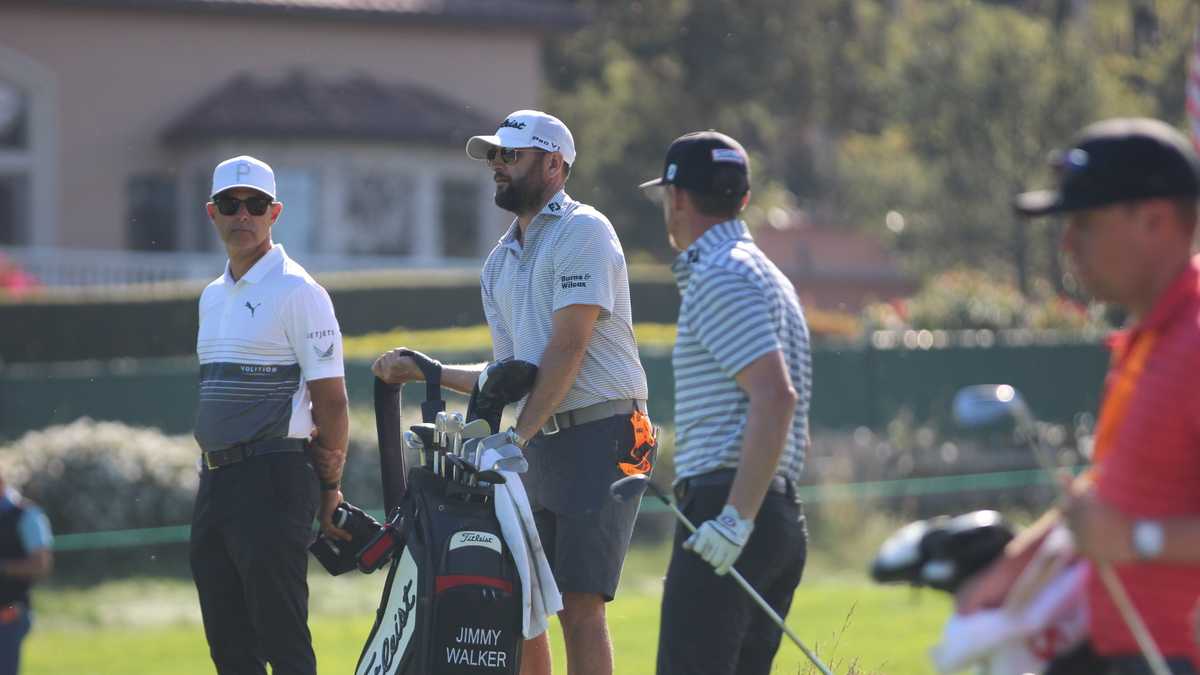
1091,255,1200,661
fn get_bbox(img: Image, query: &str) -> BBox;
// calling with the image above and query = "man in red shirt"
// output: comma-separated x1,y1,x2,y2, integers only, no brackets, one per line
963,118,1200,674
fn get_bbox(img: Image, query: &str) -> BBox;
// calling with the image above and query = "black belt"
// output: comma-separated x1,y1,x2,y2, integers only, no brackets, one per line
674,469,792,502
202,438,308,471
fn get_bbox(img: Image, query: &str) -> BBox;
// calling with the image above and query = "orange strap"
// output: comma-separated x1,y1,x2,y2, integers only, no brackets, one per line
1091,331,1157,469
619,411,657,476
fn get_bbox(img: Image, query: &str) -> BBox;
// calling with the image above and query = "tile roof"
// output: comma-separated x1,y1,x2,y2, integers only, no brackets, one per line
30,0,586,28
162,70,494,145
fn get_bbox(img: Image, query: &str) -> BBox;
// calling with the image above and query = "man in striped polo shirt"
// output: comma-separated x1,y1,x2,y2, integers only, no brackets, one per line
190,155,351,675
962,118,1200,674
639,131,811,675
373,110,650,675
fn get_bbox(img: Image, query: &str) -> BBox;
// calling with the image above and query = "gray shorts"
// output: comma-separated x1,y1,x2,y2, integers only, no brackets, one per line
524,413,646,601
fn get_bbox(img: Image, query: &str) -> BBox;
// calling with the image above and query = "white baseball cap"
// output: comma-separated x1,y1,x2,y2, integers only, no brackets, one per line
211,155,276,199
466,110,576,165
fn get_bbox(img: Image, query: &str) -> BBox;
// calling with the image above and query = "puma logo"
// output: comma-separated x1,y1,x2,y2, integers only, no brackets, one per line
245,301,262,317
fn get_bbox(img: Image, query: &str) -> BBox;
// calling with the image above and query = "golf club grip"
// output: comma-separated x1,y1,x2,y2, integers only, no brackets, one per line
651,490,835,675
373,377,407,514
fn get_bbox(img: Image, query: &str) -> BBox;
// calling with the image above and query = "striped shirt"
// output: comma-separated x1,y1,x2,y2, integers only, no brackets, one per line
194,244,344,453
672,220,811,484
1089,255,1200,659
480,190,648,414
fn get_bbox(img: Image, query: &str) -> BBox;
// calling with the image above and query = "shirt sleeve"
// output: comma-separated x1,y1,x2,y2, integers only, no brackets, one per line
18,507,52,552
481,275,515,362
551,215,619,315
282,282,345,382
688,268,782,377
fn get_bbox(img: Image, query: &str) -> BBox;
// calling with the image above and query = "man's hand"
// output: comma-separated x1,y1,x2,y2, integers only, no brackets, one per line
684,505,754,575
372,348,424,385
308,436,346,485
1060,477,1135,563
318,489,351,542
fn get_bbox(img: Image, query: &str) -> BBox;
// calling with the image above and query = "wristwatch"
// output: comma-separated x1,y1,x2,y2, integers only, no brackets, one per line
506,427,530,450
1132,519,1165,560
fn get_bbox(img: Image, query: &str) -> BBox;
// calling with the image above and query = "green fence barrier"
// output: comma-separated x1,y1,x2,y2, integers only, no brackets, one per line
0,337,1108,440
53,468,1061,552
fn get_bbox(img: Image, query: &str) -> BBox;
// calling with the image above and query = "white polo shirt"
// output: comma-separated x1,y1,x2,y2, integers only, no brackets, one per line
194,244,344,453
480,190,648,414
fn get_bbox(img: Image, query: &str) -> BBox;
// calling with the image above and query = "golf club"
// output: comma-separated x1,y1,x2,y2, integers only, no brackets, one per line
610,475,834,675
952,384,1171,675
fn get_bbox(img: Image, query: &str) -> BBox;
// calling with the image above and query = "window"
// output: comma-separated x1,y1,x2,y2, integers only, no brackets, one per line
126,174,177,251
343,169,415,255
440,177,481,258
0,79,30,244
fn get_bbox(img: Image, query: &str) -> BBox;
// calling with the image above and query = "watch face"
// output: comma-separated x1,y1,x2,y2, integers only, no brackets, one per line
1134,521,1165,559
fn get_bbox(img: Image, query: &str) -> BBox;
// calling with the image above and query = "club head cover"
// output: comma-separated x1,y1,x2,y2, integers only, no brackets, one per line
466,359,539,432
309,501,383,576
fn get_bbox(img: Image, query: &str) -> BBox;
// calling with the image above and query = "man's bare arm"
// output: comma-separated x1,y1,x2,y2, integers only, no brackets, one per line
513,304,601,440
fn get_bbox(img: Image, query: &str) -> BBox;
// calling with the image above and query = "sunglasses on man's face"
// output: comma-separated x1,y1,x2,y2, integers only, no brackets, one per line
486,146,542,166
214,194,274,217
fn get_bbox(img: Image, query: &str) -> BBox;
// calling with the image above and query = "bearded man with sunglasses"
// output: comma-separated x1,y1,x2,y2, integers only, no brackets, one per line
190,155,351,675
373,110,651,675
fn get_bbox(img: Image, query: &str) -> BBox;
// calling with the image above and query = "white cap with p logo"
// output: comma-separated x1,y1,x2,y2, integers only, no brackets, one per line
211,155,276,200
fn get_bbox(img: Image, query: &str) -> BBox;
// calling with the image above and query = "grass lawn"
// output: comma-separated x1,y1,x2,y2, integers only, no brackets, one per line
21,545,951,675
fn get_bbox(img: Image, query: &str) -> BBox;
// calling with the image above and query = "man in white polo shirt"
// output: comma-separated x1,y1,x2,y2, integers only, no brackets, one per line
190,155,351,675
373,110,651,675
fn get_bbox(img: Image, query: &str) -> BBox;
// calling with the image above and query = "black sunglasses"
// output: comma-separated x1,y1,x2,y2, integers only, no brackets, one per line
214,194,274,216
486,146,544,166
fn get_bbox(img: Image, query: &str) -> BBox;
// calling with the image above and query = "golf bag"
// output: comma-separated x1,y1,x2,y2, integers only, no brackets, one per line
355,351,537,675
871,511,1088,675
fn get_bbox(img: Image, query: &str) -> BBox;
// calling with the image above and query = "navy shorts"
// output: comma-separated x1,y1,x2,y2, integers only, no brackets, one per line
523,413,645,601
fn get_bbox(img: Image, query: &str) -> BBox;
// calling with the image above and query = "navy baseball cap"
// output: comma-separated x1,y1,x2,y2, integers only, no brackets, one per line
1015,118,1200,217
639,131,750,198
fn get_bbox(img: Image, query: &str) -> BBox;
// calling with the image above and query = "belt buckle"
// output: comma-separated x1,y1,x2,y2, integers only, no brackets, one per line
203,452,218,471
542,414,561,436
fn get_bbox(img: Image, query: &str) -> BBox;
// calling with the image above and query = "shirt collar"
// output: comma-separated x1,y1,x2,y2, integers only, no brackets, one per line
224,244,286,285
672,219,751,270
1108,254,1200,353
497,190,572,249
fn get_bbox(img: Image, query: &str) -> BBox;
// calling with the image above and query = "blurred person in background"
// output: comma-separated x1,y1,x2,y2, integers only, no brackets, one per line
190,155,350,675
374,110,651,675
0,472,52,675
962,118,1200,675
639,131,811,675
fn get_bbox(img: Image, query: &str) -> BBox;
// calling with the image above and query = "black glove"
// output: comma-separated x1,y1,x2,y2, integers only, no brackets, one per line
309,501,383,576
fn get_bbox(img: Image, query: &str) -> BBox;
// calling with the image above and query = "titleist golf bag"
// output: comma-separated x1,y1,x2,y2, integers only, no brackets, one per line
354,350,538,675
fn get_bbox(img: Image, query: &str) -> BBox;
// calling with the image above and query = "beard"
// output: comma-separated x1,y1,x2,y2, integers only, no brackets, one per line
494,169,548,214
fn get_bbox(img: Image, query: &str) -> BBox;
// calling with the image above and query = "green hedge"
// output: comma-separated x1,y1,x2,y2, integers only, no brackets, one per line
0,270,683,363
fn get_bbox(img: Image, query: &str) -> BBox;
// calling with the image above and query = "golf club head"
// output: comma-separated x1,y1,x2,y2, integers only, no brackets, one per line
434,411,449,448
489,455,529,474
461,419,492,439
952,384,1033,429
610,474,651,503
402,430,423,450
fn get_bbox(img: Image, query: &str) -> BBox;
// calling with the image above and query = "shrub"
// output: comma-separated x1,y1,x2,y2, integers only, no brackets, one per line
0,419,199,534
861,268,1105,333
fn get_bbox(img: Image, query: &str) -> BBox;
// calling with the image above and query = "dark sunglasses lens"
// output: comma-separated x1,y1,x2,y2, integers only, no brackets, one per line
215,197,240,216
244,197,271,216
500,148,518,164
215,196,271,216
486,147,498,162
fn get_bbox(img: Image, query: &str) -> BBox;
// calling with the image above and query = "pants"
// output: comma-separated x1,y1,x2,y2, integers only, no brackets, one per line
656,476,807,675
0,606,30,675
190,452,319,675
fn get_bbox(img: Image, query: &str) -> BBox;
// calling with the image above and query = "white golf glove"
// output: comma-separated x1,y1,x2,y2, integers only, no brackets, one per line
683,504,754,576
